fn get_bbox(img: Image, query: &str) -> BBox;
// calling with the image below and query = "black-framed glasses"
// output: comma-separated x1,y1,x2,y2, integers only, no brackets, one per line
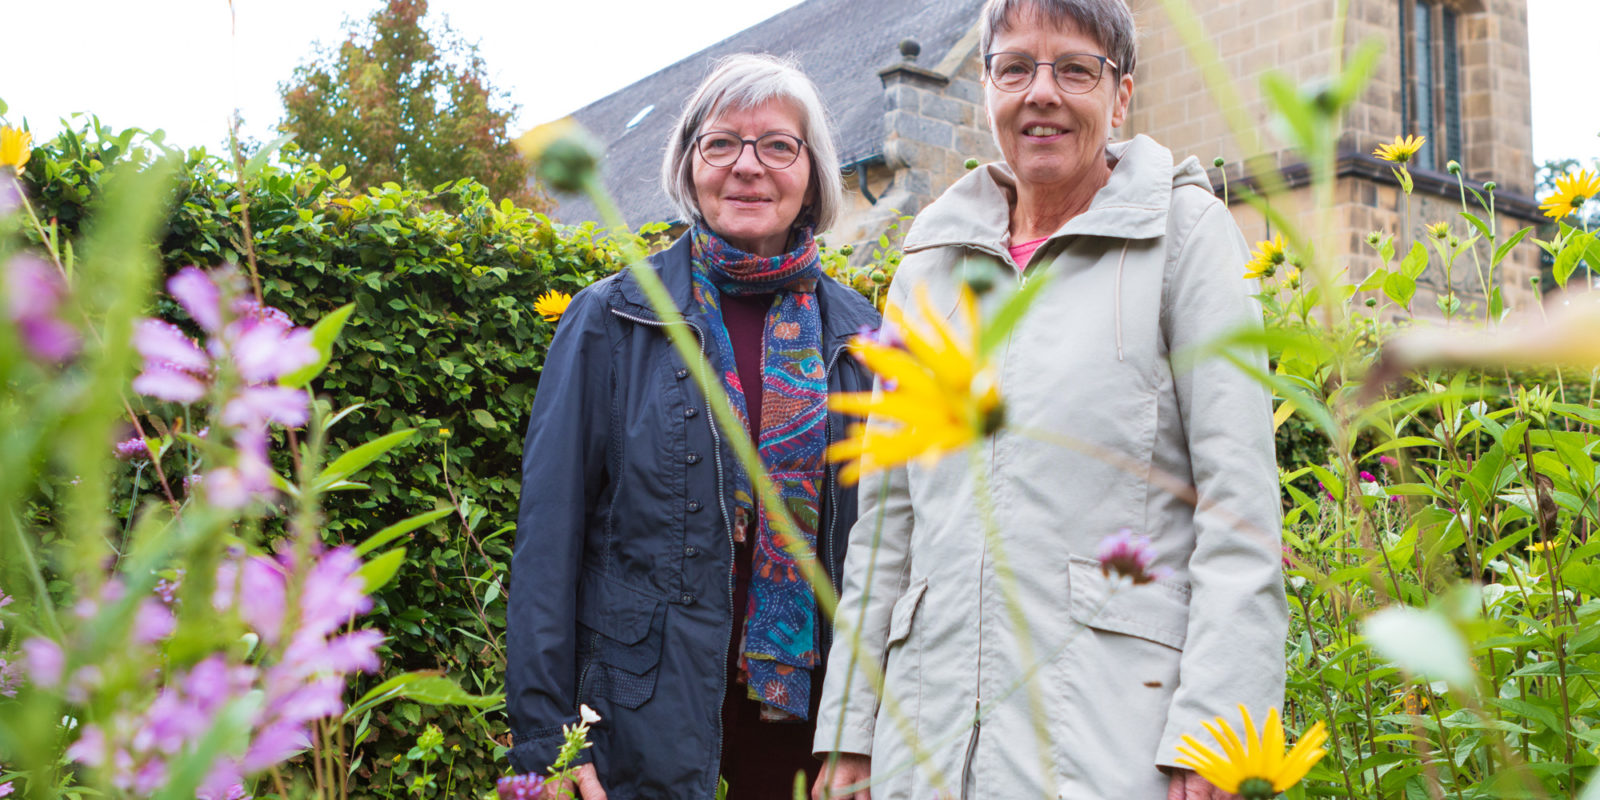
983,52,1119,94
694,131,807,169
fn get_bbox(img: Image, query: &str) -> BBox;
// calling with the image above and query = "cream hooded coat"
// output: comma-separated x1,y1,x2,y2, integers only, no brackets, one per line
813,135,1287,799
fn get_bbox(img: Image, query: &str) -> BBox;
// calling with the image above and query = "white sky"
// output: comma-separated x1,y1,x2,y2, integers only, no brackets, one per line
0,0,1592,167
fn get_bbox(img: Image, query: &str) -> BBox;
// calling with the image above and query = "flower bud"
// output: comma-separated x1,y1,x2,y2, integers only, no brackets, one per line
959,260,1000,295
1446,160,1461,175
869,269,887,284
1482,181,1496,192
839,244,854,257
1213,157,1226,168
964,158,980,170
515,118,602,194
1365,298,1378,307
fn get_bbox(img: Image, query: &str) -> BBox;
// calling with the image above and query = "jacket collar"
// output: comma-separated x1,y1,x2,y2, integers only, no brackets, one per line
902,134,1194,255
611,231,876,357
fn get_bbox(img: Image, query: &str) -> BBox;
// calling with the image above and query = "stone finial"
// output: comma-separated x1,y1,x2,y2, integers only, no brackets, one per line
898,38,921,62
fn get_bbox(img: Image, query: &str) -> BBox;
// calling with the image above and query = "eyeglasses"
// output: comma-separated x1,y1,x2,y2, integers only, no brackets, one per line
694,131,807,169
983,52,1119,94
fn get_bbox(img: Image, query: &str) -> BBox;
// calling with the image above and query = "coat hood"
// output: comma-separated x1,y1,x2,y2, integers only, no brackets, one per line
902,134,1213,254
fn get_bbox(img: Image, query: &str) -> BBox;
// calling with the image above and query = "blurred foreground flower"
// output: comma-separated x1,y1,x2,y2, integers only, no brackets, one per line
828,285,1003,484
514,117,602,193
496,773,547,800
1540,169,1600,220
1174,706,1328,799
4,253,80,363
0,126,30,175
535,289,572,323
1096,529,1169,587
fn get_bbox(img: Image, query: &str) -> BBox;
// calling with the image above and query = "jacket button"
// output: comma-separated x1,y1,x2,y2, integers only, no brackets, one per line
679,592,696,605
684,545,699,557
675,368,689,379
686,452,701,464
683,407,697,418
686,500,702,512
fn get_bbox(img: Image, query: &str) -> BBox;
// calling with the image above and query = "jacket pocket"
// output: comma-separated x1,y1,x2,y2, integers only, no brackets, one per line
1067,555,1190,651
576,569,665,709
885,578,929,649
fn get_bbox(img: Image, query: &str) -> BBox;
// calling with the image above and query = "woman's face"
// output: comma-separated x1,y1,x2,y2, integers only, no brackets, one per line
984,12,1133,194
692,99,815,257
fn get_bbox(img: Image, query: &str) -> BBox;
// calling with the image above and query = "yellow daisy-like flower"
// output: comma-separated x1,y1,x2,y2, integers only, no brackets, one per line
1244,235,1289,280
1539,169,1600,220
1426,221,1451,240
1527,538,1558,554
1174,705,1328,800
827,284,1004,485
1373,134,1426,164
535,289,573,323
0,126,32,174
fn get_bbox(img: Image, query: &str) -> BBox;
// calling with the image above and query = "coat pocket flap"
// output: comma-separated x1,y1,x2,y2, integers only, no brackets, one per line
886,578,929,647
576,569,662,646
1067,555,1190,650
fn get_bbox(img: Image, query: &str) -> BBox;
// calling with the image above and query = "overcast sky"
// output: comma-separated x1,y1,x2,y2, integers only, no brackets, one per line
0,0,1592,167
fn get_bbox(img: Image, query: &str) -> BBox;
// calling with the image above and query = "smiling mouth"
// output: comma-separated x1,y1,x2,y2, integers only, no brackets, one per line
1023,126,1067,137
727,196,770,203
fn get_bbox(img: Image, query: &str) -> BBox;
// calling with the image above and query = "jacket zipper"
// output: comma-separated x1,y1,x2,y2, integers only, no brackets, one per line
609,306,732,800
820,341,852,652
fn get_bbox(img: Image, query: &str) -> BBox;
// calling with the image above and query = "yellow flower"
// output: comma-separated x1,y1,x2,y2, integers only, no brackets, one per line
1426,221,1451,239
0,126,32,174
438,428,452,438
1244,235,1289,280
535,289,573,323
1527,538,1558,554
827,285,1003,485
1373,134,1426,164
1539,169,1600,220
1174,705,1328,800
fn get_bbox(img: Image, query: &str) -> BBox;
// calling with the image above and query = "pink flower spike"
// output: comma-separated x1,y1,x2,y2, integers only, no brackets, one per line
1096,528,1163,586
133,319,209,373
133,598,175,645
114,436,152,462
221,386,309,429
497,774,548,800
16,314,81,363
299,547,373,638
230,321,318,384
21,637,64,688
4,254,64,319
168,267,223,333
133,363,209,404
1359,471,1377,482
1378,455,1399,467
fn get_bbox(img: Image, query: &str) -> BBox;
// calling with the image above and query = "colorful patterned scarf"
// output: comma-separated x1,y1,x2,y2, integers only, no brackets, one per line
690,222,826,721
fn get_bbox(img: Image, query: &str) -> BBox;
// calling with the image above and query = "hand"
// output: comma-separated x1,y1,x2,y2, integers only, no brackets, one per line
541,763,608,800
1166,768,1237,800
812,753,872,800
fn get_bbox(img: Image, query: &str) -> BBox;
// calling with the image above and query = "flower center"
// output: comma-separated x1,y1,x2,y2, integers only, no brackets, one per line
1238,776,1277,799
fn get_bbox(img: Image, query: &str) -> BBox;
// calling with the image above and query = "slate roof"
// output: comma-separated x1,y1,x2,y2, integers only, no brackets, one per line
545,0,987,227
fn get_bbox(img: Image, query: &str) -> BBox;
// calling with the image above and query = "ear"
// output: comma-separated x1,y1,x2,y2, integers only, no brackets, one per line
1110,74,1134,129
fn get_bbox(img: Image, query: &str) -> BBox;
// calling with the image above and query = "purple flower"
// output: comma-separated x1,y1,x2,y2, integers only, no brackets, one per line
114,436,153,462
214,554,288,640
229,319,317,384
133,598,175,645
0,657,20,698
221,386,309,429
1378,455,1398,467
133,363,209,404
0,176,20,216
0,588,12,629
21,637,63,688
298,547,372,638
169,267,223,333
204,428,276,509
4,254,80,363
133,319,210,373
497,774,548,800
1096,529,1168,586
1359,471,1377,483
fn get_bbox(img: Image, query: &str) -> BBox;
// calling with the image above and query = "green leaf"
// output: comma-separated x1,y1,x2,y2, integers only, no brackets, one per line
281,302,355,389
356,507,456,556
357,547,407,593
243,133,295,182
316,428,417,488
1362,605,1476,689
978,267,1053,357
1398,241,1429,280
1357,268,1388,293
1554,232,1594,288
1458,212,1492,243
471,408,497,429
1382,271,1415,308
344,671,500,722
1361,436,1439,460
1492,226,1532,268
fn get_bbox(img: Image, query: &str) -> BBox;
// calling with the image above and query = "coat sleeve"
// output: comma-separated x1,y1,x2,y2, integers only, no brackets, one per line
813,281,918,759
506,286,612,774
1155,198,1288,767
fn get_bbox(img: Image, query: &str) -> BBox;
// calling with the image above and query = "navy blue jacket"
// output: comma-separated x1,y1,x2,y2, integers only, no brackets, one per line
507,234,881,799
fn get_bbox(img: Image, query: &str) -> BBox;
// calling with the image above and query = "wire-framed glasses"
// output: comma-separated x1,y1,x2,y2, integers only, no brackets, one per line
694,131,807,169
983,52,1118,94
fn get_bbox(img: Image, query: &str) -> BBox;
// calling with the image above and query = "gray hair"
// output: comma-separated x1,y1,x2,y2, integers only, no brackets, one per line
979,0,1138,78
661,54,844,233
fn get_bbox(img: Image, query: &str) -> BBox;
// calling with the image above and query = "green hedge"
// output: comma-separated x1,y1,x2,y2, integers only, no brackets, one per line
18,119,644,794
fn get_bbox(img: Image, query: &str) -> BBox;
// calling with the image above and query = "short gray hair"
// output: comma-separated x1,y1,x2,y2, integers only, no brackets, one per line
979,0,1138,79
661,54,844,234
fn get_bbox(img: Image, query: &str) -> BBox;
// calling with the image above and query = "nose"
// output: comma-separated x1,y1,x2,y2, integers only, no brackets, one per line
1022,63,1064,106
730,141,767,176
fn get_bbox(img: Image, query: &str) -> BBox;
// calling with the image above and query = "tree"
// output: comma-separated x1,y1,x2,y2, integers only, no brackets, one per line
278,0,548,208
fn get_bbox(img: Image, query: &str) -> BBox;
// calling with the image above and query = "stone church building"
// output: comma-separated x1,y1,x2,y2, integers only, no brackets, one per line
548,0,1540,306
